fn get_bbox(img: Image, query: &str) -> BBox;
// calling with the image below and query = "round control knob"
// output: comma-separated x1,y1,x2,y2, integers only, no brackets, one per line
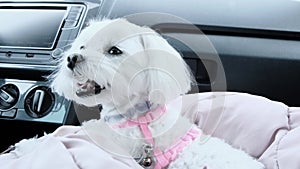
24,86,55,118
0,84,19,110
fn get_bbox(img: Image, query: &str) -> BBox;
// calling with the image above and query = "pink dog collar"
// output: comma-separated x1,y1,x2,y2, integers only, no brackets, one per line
115,105,202,168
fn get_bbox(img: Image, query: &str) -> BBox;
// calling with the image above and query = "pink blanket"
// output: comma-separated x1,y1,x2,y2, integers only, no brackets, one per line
1,92,299,169
184,92,300,169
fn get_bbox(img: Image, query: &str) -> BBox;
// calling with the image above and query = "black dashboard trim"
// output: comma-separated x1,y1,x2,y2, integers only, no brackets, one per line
152,23,300,41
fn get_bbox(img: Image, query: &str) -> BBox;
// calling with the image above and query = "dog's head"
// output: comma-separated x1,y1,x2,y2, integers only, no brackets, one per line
50,18,194,110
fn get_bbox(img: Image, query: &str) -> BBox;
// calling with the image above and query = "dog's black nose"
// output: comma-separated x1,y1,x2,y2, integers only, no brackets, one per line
67,54,83,70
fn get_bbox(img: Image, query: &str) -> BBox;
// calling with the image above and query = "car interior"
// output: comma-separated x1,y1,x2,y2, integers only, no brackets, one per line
1,0,300,154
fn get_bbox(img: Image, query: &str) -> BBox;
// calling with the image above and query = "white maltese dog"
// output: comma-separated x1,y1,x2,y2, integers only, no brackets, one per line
50,18,264,169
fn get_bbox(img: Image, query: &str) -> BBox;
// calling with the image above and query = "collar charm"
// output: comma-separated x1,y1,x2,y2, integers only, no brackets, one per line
139,144,154,168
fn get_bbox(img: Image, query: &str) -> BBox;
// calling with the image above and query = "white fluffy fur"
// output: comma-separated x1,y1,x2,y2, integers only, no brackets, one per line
48,18,264,169
11,136,39,157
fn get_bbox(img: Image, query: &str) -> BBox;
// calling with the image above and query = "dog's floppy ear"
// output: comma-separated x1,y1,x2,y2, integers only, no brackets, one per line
140,33,194,105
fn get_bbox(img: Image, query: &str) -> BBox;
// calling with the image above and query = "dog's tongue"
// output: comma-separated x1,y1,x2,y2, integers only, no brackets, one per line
76,80,104,97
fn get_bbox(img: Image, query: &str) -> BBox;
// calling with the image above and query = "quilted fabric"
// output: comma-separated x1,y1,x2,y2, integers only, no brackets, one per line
1,92,299,169
183,92,300,169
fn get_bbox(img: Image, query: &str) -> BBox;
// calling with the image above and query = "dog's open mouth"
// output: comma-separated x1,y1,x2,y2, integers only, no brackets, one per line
76,79,105,97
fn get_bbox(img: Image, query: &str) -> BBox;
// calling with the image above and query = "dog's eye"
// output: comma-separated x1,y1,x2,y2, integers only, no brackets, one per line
80,46,85,50
108,46,123,55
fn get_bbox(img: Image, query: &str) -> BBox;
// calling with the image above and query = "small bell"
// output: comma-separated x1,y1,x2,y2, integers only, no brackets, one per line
138,144,154,168
141,156,153,167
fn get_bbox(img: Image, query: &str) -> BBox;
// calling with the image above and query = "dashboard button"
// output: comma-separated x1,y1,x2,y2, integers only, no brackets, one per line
1,109,17,118
70,6,84,13
67,12,81,21
64,20,78,28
